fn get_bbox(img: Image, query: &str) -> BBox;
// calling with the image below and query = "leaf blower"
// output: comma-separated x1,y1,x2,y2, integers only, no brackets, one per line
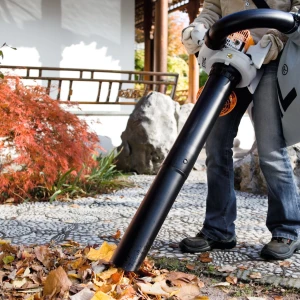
112,9,300,271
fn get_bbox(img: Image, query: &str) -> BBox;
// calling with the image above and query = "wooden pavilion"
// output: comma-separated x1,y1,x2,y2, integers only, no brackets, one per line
135,0,204,103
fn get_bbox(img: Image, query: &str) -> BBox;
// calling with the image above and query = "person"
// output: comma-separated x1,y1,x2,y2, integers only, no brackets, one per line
179,0,300,260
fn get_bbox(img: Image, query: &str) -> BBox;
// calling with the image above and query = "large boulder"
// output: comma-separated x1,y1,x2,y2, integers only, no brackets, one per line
234,144,300,194
116,92,180,174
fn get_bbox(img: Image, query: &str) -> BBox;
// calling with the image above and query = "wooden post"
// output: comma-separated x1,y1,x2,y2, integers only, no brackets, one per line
154,0,168,92
187,0,202,103
144,0,154,77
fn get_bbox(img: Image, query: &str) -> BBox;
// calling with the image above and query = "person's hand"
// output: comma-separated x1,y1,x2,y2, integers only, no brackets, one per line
260,33,284,64
181,23,207,55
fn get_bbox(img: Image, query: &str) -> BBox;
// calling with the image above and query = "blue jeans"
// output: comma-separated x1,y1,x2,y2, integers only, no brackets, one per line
202,60,300,242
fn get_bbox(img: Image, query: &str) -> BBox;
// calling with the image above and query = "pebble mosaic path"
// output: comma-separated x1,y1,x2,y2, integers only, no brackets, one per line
1,171,300,288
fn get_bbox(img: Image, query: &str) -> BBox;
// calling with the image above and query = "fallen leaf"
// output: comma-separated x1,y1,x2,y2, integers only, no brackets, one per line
238,266,248,270
34,246,52,268
279,261,291,268
86,242,117,261
23,267,31,277
217,265,236,273
274,297,283,300
92,291,113,300
0,239,11,245
5,198,15,203
166,271,198,283
2,255,14,265
136,282,169,296
98,284,113,293
226,276,238,285
110,270,124,284
43,266,72,299
186,264,195,270
249,272,262,279
111,230,121,239
98,268,118,280
194,297,210,300
12,277,28,288
176,283,202,300
118,285,137,300
212,282,230,287
70,257,85,270
198,252,213,263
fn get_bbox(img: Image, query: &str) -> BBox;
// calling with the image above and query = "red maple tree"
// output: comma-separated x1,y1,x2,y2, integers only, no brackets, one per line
0,77,100,201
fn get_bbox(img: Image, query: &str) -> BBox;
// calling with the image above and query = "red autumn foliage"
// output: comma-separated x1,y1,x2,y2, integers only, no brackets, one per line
0,77,100,201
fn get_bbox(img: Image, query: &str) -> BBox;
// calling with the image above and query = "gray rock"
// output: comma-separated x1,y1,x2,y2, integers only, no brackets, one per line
234,143,300,194
177,103,194,134
116,92,180,174
234,148,267,194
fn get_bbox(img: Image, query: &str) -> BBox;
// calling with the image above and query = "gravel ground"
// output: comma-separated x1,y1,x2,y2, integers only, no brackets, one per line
1,169,300,289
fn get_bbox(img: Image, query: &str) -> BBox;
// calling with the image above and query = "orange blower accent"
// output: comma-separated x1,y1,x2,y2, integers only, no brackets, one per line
196,87,237,117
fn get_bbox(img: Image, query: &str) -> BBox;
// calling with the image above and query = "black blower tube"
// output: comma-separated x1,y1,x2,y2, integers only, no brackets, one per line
111,9,297,271
205,9,297,50
112,64,241,271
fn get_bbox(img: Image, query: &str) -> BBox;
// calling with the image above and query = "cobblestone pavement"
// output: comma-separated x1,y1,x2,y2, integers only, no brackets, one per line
1,171,300,288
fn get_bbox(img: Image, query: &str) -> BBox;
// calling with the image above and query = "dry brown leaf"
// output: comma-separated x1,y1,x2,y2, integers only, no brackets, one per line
194,297,210,300
279,261,291,268
34,246,52,268
198,252,213,263
118,285,137,300
176,283,202,300
136,282,169,296
166,271,198,284
238,266,248,270
217,265,236,273
159,280,180,293
111,230,121,239
186,264,195,270
226,276,238,285
249,272,262,279
86,242,117,261
43,266,72,299
274,296,283,300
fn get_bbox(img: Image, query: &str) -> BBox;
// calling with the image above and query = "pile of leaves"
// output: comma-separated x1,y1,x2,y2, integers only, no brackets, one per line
0,77,100,202
0,239,208,300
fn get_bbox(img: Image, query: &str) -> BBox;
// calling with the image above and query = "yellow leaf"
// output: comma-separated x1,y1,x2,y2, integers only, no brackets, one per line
0,239,11,245
87,242,117,261
68,273,81,279
92,291,113,300
99,268,118,280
